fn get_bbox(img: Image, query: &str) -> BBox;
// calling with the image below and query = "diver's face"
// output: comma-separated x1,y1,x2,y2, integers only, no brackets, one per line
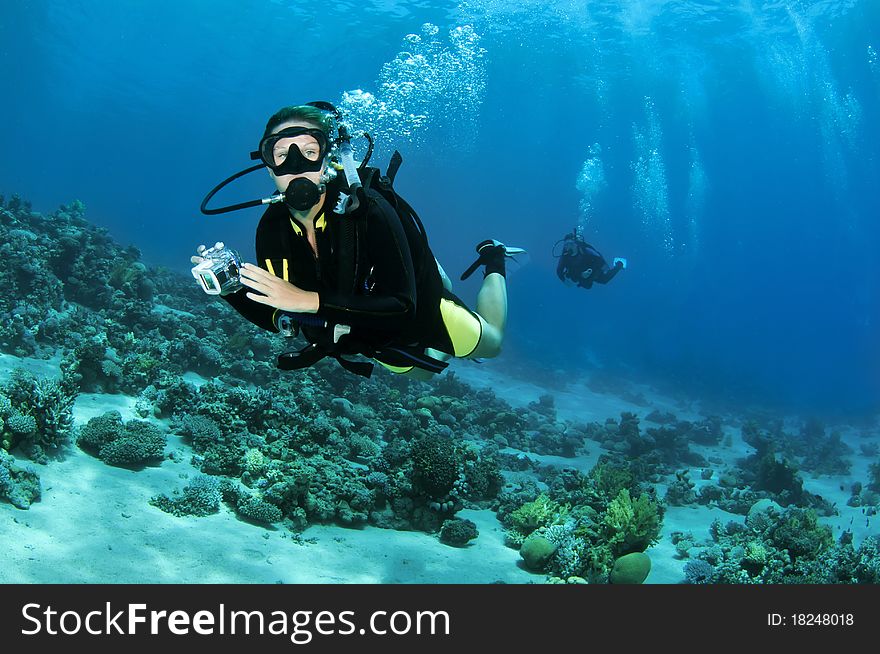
268,120,326,195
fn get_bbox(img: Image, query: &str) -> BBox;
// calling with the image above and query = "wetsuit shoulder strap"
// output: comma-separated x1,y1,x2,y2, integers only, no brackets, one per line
385,150,403,186
372,152,431,251
335,213,358,296
335,169,377,296
358,154,433,291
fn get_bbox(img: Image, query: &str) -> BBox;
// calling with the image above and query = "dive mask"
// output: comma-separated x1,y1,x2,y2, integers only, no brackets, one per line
201,101,370,216
251,126,329,176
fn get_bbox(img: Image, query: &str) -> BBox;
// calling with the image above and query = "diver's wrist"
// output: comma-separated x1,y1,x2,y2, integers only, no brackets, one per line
303,291,320,313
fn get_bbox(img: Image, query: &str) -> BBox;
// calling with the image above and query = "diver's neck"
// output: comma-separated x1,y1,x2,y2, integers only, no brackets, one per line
289,197,325,232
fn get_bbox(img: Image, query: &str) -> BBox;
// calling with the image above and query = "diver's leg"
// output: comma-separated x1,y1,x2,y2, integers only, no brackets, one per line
594,261,622,284
436,258,453,292
458,240,523,359
470,272,507,359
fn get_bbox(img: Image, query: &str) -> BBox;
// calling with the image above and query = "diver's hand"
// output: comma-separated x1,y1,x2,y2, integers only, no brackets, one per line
240,263,320,313
190,244,207,265
613,257,627,270
189,241,226,265
190,242,225,265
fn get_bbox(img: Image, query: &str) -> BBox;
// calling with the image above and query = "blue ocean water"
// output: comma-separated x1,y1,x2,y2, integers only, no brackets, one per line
1,0,877,416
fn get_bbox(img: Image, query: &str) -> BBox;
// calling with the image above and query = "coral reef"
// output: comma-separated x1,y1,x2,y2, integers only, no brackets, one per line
1,193,874,584
680,500,880,583
741,416,852,477
439,518,479,547
497,458,664,583
0,452,41,509
0,368,77,462
76,411,167,467
150,474,222,517
520,534,557,571
733,428,837,515
609,552,652,584
601,488,664,557
584,412,707,478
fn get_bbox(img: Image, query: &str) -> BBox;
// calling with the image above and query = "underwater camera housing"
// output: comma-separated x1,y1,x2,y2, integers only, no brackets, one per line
190,242,243,295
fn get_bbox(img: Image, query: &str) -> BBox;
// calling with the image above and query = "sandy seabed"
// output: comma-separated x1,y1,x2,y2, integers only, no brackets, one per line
1,352,877,584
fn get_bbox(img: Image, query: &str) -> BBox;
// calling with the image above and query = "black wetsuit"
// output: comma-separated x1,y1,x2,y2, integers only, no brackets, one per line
222,177,458,370
556,238,622,289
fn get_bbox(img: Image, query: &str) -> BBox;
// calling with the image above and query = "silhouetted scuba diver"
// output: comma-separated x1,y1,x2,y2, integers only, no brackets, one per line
554,230,626,289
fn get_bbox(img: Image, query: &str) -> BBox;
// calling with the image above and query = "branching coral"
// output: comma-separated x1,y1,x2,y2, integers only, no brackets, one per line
508,494,568,541
601,488,664,557
0,368,76,461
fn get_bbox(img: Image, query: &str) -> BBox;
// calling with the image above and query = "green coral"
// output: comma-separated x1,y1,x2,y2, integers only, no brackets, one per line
509,494,569,539
588,461,635,502
601,488,663,557
609,552,652,584
769,508,833,558
520,534,557,571
243,448,267,477
741,540,770,575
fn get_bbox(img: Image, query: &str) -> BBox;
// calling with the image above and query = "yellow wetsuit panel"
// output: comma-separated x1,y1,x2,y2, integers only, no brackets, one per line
378,361,414,374
376,295,482,374
439,297,482,357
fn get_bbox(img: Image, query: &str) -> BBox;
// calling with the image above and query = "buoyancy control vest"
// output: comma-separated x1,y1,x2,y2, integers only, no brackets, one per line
275,152,449,378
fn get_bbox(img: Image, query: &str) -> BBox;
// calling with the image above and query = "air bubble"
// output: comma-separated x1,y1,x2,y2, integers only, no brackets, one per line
337,23,487,161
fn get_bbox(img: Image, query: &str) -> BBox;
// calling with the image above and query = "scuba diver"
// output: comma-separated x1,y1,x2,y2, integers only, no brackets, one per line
191,102,526,379
554,229,626,290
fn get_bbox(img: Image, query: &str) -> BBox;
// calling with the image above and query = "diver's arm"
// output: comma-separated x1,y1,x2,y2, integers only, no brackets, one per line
316,193,416,330
556,257,568,282
191,243,278,332
217,209,284,333
221,286,279,332
594,260,623,285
